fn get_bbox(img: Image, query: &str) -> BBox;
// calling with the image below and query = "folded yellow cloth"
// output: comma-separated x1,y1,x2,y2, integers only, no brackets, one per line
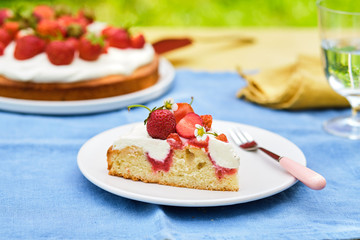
237,55,349,109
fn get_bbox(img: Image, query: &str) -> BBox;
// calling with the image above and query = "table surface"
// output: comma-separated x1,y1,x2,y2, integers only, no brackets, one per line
1,28,359,240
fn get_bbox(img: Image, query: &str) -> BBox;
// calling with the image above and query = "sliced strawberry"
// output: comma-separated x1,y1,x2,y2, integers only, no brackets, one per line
188,136,209,149
131,34,145,49
14,35,46,60
46,40,75,65
108,28,130,49
166,133,183,149
176,112,203,139
78,33,104,61
33,5,55,21
174,103,194,123
0,28,11,47
200,115,212,131
215,133,228,143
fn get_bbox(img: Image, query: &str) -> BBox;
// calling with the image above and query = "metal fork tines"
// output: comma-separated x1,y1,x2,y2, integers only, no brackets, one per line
229,128,281,161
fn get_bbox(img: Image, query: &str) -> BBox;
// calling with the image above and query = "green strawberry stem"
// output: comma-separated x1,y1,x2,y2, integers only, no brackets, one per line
128,104,165,125
206,131,218,137
127,104,152,112
189,96,194,105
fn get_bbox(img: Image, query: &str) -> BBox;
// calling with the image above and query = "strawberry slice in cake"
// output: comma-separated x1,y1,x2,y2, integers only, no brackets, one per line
107,98,240,191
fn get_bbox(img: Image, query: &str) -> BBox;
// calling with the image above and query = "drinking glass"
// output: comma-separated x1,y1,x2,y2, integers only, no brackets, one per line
317,0,360,139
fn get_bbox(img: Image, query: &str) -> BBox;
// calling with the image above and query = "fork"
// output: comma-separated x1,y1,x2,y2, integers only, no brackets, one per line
230,128,326,190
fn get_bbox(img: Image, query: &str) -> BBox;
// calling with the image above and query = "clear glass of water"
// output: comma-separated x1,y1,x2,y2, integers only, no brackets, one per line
317,0,360,139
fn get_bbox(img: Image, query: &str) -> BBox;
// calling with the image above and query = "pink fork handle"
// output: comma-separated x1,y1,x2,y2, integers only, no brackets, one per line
279,157,326,190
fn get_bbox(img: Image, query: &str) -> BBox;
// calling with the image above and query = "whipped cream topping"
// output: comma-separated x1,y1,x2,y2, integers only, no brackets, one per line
112,125,240,169
0,42,154,83
113,125,171,160
208,138,240,168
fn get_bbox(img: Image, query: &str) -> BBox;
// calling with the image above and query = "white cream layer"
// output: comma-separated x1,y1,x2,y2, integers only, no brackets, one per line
0,42,154,83
112,125,240,169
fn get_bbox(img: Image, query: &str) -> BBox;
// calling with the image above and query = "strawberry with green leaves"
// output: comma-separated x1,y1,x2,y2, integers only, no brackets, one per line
79,33,104,61
128,104,177,140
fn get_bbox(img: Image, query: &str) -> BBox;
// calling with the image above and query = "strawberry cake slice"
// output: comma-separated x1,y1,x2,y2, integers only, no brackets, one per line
107,98,240,191
0,5,158,101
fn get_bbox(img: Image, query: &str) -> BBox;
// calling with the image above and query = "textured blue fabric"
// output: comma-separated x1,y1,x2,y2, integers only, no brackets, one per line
1,70,359,240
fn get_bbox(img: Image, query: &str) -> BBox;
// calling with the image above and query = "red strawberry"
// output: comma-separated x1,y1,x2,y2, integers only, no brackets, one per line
0,28,11,46
176,112,203,139
0,9,12,26
174,103,194,123
14,35,46,60
3,21,19,38
36,19,64,38
215,134,228,143
78,33,104,61
57,15,76,28
0,42,5,56
33,5,55,21
101,26,117,39
107,28,130,49
146,109,176,140
46,40,75,65
200,115,212,131
128,104,177,140
131,34,145,49
166,133,183,149
65,37,79,50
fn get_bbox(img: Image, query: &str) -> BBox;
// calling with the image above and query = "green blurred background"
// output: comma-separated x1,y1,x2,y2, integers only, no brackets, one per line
1,0,319,27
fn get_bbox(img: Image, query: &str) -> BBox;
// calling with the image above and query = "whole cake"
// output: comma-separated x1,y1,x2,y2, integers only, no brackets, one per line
107,98,240,191
0,5,159,101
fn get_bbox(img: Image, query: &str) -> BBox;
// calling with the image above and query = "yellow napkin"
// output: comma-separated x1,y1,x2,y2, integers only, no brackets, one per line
237,55,349,109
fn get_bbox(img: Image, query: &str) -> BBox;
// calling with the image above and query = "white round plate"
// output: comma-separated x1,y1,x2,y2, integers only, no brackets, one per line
0,58,174,115
77,120,306,207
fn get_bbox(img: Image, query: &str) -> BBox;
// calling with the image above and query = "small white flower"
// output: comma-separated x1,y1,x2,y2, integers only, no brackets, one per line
194,124,207,141
163,98,178,112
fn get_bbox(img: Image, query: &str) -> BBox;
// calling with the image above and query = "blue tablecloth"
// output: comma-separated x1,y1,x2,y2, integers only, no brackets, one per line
1,70,359,240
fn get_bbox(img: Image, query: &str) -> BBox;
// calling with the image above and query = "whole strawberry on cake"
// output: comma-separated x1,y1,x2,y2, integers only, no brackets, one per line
107,97,240,191
0,5,158,101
